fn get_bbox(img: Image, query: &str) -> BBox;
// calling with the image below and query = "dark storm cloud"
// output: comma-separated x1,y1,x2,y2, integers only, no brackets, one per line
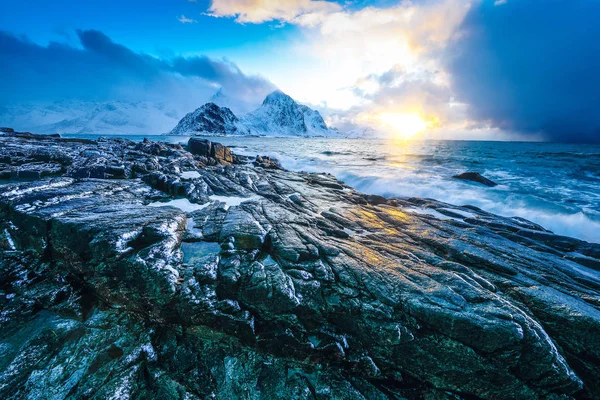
447,0,600,143
0,29,275,105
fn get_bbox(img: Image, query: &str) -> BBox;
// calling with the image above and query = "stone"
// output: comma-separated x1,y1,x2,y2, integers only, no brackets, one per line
254,155,282,169
188,138,212,157
212,142,233,163
453,171,498,186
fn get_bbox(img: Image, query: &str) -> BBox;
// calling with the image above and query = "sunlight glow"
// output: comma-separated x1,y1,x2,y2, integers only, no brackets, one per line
379,113,429,138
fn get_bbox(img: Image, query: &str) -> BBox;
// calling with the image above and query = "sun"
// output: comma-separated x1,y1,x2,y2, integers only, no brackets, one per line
379,113,429,139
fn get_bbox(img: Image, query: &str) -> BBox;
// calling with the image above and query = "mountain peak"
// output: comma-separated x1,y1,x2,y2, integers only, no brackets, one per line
169,91,331,137
241,91,330,136
263,90,295,106
200,102,225,112
169,102,247,135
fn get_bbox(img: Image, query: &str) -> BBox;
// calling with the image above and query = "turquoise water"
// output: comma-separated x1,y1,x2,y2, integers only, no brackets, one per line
63,134,600,243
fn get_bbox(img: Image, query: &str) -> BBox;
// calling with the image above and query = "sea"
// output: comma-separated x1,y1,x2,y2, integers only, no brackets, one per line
63,134,600,244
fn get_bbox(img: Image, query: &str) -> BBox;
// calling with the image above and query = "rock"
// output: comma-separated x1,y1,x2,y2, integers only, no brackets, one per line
188,138,212,157
212,142,233,163
366,194,387,205
0,127,15,133
254,155,282,169
188,138,233,163
453,171,498,187
0,133,599,399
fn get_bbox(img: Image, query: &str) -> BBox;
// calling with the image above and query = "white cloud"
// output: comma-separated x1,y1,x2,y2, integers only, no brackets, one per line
207,0,341,24
494,0,507,5
207,0,475,138
177,15,197,24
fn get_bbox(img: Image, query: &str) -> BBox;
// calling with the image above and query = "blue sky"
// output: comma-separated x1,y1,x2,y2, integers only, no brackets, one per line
0,0,295,60
1,0,599,142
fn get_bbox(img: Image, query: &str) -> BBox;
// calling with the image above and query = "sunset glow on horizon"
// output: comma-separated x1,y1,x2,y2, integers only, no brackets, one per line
379,113,429,139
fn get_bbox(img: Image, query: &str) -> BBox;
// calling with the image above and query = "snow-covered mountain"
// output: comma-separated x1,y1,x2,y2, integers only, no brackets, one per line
169,103,249,136
169,90,333,137
241,90,328,137
0,91,358,138
0,100,181,135
298,104,328,132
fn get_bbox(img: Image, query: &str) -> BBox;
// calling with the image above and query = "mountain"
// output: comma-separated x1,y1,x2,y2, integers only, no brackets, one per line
299,104,328,132
1,91,333,137
0,100,181,135
168,103,249,136
169,90,332,137
241,90,330,137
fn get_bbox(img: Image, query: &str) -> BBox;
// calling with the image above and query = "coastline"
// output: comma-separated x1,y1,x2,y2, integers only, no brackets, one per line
0,131,599,398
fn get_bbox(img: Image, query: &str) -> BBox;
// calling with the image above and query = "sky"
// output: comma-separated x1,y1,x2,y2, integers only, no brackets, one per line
1,0,599,142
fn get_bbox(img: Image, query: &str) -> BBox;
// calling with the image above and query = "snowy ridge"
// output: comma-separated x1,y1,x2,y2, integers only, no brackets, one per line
0,100,181,135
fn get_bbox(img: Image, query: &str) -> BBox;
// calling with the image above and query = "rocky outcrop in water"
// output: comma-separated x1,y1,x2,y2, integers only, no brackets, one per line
0,130,599,399
453,171,498,187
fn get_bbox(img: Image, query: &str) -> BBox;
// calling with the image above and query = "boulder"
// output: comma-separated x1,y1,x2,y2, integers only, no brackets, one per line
188,138,233,163
188,138,212,157
254,155,282,169
453,171,498,187
211,142,233,163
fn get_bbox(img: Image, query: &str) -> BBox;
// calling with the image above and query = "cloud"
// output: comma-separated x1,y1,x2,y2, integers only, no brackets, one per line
207,0,599,142
265,0,473,136
177,15,197,24
0,29,275,112
447,0,600,142
207,0,341,24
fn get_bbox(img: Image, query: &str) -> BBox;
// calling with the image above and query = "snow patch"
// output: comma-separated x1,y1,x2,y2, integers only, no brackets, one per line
147,198,209,212
180,171,201,179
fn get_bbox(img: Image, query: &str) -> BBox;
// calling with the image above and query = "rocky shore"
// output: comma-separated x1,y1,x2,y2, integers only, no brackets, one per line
0,131,599,399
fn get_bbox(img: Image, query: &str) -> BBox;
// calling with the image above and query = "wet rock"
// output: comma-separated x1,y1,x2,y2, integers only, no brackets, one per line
0,134,599,399
366,194,387,205
188,138,233,163
212,142,233,163
188,138,212,157
254,155,282,169
453,171,498,186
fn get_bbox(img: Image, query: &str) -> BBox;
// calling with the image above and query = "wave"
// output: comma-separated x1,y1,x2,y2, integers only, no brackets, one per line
201,137,600,244
321,150,354,156
333,171,600,244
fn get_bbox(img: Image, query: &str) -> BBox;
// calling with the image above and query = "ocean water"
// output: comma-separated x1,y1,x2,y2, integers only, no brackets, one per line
63,134,600,243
